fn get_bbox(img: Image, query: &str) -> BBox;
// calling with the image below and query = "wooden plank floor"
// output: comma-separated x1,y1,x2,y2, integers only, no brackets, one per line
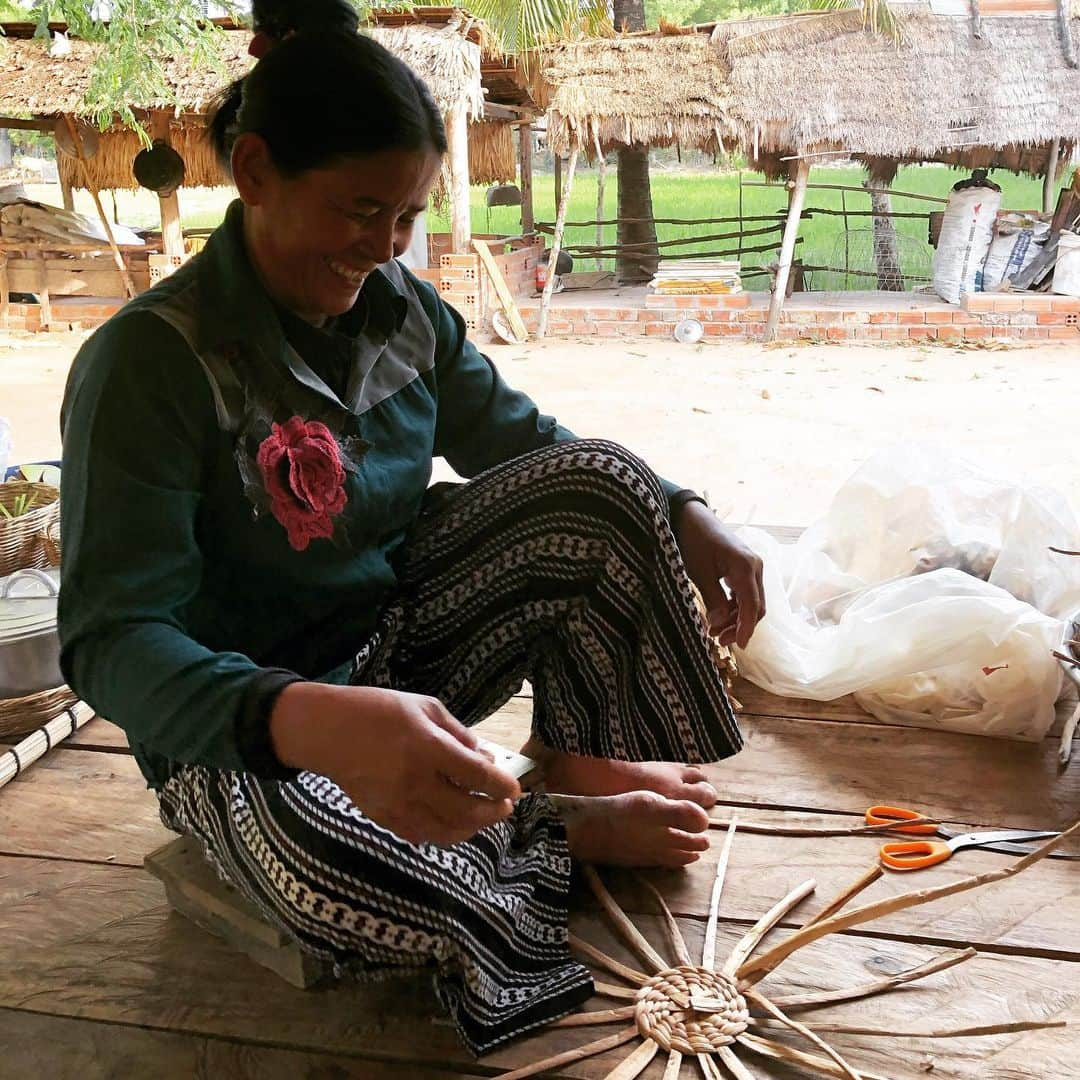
2,674,1077,1075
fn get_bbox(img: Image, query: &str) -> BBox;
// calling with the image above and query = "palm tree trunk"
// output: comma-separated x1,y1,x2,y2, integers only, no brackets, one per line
612,0,659,284
863,180,903,290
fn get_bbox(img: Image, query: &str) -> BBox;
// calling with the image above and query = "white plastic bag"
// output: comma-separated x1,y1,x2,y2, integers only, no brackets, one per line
1053,231,1080,298
932,184,1002,303
733,445,1080,741
0,417,10,480
980,214,1050,291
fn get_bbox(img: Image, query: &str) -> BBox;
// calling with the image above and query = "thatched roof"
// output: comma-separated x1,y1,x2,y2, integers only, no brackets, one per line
0,13,523,190
537,4,1080,178
0,19,484,120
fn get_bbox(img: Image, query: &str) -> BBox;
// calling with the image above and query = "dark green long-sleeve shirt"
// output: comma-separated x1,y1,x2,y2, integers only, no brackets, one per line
60,201,695,788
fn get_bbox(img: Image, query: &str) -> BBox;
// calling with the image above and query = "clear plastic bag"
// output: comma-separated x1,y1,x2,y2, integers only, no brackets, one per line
733,445,1079,741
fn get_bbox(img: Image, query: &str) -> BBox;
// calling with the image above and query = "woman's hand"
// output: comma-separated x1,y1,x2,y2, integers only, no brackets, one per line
269,683,520,845
675,501,765,649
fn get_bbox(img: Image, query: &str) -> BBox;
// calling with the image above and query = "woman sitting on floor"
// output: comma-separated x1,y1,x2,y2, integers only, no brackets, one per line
57,13,764,1056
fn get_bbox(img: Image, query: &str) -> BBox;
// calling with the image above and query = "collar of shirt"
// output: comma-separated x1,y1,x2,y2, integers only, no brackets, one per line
193,200,409,409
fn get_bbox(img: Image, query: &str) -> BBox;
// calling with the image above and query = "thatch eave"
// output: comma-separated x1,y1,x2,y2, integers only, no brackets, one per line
536,7,1080,180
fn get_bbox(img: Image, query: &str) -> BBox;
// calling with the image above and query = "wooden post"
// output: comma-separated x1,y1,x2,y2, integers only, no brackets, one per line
61,114,136,300
150,111,184,263
1044,138,1061,215
538,147,579,340
35,252,51,330
518,125,534,234
554,154,563,217
764,158,809,343
59,175,75,212
446,103,471,254
596,154,606,272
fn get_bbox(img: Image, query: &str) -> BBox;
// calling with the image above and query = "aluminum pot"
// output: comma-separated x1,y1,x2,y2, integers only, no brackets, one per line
0,567,62,698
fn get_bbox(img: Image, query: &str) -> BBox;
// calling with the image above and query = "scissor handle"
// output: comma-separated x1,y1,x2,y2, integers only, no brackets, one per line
866,804,939,835
879,840,952,871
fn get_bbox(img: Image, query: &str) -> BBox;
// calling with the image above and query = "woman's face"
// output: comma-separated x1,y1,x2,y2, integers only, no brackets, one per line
234,138,442,325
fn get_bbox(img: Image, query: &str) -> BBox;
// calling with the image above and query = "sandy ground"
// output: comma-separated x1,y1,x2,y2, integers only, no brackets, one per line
2,328,1079,525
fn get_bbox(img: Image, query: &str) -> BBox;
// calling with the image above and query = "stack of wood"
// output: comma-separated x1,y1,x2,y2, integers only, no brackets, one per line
648,258,742,295
1009,173,1080,292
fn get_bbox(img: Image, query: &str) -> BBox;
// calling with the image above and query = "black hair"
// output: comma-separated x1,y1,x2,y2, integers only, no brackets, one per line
208,21,446,173
252,0,358,39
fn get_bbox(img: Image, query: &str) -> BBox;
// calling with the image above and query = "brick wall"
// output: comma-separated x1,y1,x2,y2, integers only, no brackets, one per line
517,292,1080,343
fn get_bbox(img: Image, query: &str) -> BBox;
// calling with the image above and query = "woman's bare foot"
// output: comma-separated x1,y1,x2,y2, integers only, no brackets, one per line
557,790,711,868
522,738,718,809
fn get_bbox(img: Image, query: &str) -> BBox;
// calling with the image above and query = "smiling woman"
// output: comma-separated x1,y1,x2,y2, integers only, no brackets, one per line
56,5,764,1061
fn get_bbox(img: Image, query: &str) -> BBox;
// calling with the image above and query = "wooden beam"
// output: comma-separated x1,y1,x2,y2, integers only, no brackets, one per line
538,147,578,340
60,114,136,300
0,254,9,325
473,238,528,343
0,116,55,132
150,111,185,264
553,154,562,218
445,102,471,254
59,176,75,212
518,125,534,235
34,252,51,330
1044,138,1062,215
764,159,809,343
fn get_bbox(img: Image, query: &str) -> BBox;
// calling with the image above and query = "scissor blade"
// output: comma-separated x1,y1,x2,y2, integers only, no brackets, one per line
977,840,1080,859
948,829,1060,851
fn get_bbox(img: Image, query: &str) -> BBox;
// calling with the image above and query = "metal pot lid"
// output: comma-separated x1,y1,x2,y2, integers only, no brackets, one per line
0,568,58,641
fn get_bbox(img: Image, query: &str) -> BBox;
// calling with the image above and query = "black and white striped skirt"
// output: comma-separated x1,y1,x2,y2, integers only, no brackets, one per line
158,439,741,1054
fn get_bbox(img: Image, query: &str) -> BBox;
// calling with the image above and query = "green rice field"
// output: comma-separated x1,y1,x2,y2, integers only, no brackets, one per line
37,163,1048,288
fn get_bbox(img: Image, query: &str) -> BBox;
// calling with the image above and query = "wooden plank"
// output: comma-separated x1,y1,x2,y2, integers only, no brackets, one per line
0,748,171,866
735,680,1075,740
0,906,1072,1079
0,1010,472,1080
4,264,151,297
473,237,529,342
0,856,163,951
64,716,129,752
476,706,1079,833
150,111,185,263
605,806,1080,961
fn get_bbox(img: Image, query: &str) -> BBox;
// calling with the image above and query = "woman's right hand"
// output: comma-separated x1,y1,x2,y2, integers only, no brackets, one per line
269,682,520,845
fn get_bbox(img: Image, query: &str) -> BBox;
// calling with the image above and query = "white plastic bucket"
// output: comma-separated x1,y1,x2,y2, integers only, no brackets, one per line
1053,231,1080,298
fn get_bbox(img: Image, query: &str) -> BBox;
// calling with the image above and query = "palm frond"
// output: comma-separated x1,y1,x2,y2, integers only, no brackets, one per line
800,0,903,43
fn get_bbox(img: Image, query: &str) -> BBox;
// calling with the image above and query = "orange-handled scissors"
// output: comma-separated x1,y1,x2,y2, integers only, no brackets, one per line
879,828,1060,871
865,804,941,835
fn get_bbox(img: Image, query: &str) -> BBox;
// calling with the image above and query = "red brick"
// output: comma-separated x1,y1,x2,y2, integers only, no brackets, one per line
645,322,673,337
593,321,639,337
924,310,954,324
1036,312,1070,325
636,310,663,323
1021,296,1055,312
440,254,480,269
992,327,1015,338
962,294,995,312
869,312,898,324
897,311,926,325
843,311,871,325
826,326,849,340
1047,327,1080,339
951,313,978,325
963,325,993,339
878,327,908,340
691,293,751,309
906,326,936,339
859,328,883,340
991,297,1025,312
571,322,597,335
936,326,965,341
704,322,747,337
1017,327,1050,339
583,307,638,322
1051,297,1080,312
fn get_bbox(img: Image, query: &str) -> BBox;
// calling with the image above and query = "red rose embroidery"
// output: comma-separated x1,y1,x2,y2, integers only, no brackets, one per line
256,416,347,551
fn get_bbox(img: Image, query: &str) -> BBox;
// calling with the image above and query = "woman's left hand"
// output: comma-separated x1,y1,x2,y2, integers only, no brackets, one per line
675,501,765,649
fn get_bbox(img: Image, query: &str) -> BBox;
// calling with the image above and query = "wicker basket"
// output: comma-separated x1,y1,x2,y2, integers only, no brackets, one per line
0,481,61,576
0,685,78,741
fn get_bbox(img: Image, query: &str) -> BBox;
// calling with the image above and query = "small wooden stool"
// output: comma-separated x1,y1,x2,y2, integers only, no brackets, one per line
145,836,332,989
